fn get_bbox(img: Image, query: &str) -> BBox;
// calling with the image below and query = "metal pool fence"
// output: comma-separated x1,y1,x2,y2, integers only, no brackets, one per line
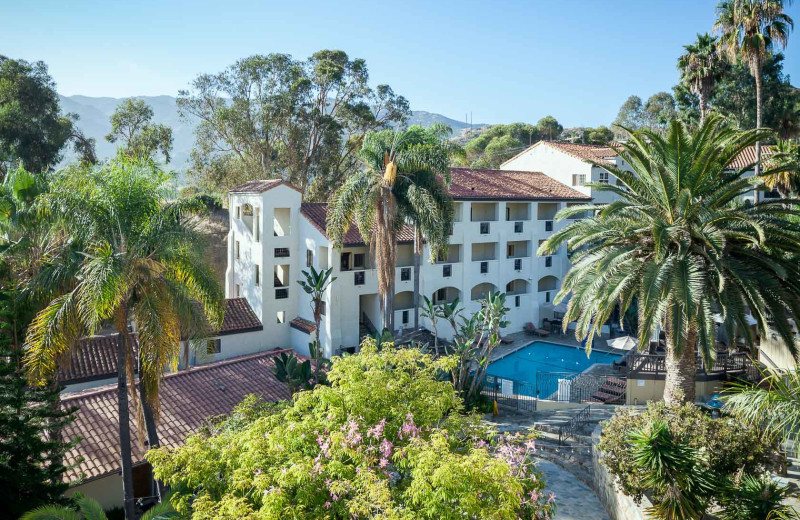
483,371,626,411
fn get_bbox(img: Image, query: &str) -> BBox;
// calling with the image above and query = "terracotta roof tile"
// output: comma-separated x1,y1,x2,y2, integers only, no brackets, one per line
60,350,293,482
300,203,415,246
219,298,262,335
727,145,776,170
448,168,589,201
290,317,316,334
59,334,137,384
228,179,302,194
59,300,261,384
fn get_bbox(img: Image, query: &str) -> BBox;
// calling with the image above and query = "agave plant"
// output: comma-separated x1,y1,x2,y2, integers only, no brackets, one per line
719,474,798,520
271,351,313,395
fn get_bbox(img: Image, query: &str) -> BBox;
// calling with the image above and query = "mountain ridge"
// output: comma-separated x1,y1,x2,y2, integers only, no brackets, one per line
58,94,490,170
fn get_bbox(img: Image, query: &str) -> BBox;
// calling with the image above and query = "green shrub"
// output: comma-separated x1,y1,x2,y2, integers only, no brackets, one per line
598,401,776,505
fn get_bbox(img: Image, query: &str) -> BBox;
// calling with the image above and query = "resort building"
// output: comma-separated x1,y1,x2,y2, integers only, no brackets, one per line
224,170,590,359
501,141,779,205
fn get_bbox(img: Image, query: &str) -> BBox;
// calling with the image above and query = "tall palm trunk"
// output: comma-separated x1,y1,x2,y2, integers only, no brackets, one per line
412,225,422,330
138,365,166,502
698,87,708,125
663,329,698,405
115,308,136,520
376,184,397,332
754,58,763,175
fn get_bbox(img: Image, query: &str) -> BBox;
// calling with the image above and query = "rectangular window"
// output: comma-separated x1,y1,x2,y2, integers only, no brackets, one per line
572,174,586,186
255,265,260,286
274,248,290,258
306,249,313,268
480,261,488,274
545,291,551,303
514,221,523,233
448,223,454,236
207,338,221,354
402,310,409,325
354,253,365,269
235,284,241,297
354,271,365,286
443,264,452,277
320,300,326,316
340,252,351,271
400,267,411,281
599,171,609,184
479,222,490,234
277,311,286,324
515,295,521,307
506,206,511,221
235,241,240,259
514,258,522,271
275,288,289,299
436,288,446,302
545,220,553,232
507,244,515,258
235,206,241,219
255,208,260,242
545,256,552,268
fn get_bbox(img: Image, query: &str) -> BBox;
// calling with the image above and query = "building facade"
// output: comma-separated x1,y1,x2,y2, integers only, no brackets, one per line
225,170,589,359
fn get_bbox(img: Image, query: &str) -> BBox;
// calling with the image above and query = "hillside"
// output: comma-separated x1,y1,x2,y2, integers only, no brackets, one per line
58,95,489,170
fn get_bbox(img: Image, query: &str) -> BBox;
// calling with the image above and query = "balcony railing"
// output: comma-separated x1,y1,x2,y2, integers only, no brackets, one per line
627,351,758,380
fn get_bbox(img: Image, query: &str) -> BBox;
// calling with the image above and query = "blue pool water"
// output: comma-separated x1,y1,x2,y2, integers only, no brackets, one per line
486,341,621,398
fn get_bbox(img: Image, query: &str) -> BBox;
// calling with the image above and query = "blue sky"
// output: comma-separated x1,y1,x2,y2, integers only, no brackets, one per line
2,0,798,127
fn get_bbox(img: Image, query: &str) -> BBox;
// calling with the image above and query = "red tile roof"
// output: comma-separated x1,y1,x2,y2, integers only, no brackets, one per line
59,299,261,384
727,145,776,170
448,168,589,201
60,350,293,482
290,317,316,334
59,334,137,384
219,298,262,336
229,179,302,194
300,203,415,246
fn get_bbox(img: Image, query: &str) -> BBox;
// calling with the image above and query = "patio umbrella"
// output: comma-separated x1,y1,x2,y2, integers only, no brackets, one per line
610,335,637,350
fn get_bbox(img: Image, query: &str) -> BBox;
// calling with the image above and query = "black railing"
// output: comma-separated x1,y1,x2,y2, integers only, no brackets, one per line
484,372,626,410
483,375,538,413
627,351,757,380
558,405,591,445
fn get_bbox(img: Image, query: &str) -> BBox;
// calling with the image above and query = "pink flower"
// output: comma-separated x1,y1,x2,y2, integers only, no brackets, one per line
324,501,331,509
367,419,386,439
380,439,393,458
379,458,389,468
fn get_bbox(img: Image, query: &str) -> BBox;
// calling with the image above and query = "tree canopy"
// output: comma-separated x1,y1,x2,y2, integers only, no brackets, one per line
147,342,556,520
106,98,174,163
459,117,564,169
178,50,409,199
0,56,74,176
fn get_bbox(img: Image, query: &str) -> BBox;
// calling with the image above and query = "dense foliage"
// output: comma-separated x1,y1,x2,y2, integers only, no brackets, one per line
0,56,74,176
106,98,174,163
539,116,800,403
458,117,563,169
178,50,409,199
599,402,776,514
147,342,556,520
0,279,77,518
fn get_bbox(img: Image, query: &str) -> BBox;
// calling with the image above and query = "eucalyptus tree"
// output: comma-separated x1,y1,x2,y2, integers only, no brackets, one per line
23,159,224,519
327,127,454,332
297,266,335,384
677,33,724,124
539,116,800,404
715,0,794,172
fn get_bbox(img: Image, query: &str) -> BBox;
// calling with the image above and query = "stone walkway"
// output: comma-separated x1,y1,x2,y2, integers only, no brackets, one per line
537,458,610,520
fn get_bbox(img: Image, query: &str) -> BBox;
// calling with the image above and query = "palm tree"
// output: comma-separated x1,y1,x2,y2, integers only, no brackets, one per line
23,159,224,519
724,368,800,442
328,128,454,332
715,0,794,173
297,266,335,384
677,33,724,124
420,295,442,351
20,492,178,520
539,116,800,405
764,139,800,196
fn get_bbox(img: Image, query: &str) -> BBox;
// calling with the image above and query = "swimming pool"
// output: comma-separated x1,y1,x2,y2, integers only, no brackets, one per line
486,341,621,398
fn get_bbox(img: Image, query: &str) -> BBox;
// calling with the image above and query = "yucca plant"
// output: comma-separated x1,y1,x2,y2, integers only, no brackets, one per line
297,266,335,384
539,115,800,404
719,474,798,520
22,159,224,518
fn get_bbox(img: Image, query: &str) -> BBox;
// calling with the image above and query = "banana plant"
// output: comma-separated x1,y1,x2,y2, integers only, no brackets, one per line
271,351,313,395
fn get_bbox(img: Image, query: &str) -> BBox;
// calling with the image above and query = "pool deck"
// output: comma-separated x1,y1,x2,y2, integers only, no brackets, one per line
493,330,631,363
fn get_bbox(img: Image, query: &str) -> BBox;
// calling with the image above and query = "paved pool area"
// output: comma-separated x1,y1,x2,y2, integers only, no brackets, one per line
537,458,610,520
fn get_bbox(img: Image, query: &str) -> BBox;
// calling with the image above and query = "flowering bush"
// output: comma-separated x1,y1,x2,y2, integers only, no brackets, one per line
147,340,556,519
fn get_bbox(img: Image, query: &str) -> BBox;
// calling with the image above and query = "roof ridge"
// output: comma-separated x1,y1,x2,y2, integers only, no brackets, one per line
61,348,292,402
